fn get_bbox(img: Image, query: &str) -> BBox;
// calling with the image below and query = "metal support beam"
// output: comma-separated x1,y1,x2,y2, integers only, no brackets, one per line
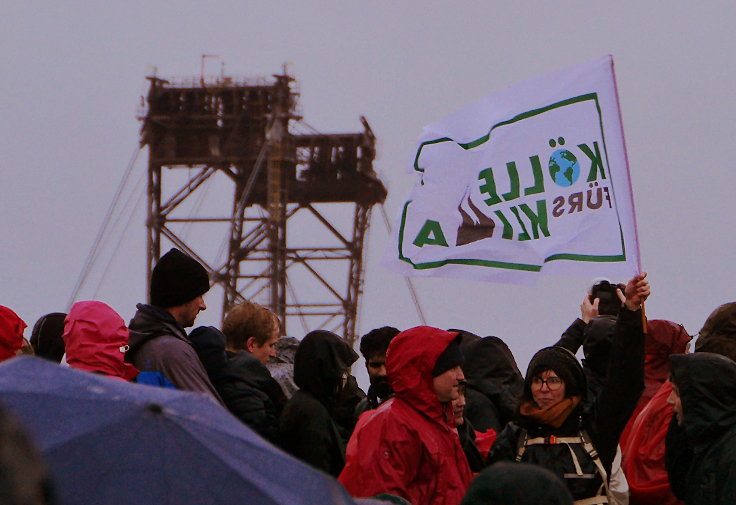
140,71,386,343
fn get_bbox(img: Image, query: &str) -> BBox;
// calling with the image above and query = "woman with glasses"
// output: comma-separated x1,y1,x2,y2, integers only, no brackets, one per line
489,273,650,505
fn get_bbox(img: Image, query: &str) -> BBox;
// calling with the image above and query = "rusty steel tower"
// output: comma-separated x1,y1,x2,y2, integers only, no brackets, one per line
139,70,386,346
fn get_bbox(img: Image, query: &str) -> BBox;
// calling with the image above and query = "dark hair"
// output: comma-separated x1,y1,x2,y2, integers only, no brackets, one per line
359,326,400,360
590,280,626,317
461,462,573,505
30,313,66,364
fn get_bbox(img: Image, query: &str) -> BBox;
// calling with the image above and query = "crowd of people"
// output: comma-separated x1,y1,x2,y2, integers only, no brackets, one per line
1,247,735,505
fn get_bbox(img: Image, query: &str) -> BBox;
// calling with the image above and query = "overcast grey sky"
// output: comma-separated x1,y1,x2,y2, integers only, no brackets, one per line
2,1,734,385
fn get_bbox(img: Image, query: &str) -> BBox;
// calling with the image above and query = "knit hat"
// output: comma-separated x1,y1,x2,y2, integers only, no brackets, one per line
0,306,27,362
525,346,586,399
432,335,464,377
150,248,210,308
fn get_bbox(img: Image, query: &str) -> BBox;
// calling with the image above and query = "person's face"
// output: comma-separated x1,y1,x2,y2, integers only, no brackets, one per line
452,386,466,425
531,369,566,409
247,325,279,364
18,338,34,356
174,295,206,328
433,365,465,403
667,381,684,425
366,353,387,383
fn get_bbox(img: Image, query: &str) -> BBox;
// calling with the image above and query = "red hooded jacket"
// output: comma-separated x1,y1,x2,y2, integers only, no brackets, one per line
619,320,690,447
339,326,472,505
63,301,139,381
619,320,690,505
0,306,26,362
621,380,683,505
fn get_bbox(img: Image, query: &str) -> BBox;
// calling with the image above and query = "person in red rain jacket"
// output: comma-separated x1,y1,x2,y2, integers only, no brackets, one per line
339,326,473,505
0,306,27,362
63,300,139,381
619,320,691,448
622,379,682,505
619,320,691,505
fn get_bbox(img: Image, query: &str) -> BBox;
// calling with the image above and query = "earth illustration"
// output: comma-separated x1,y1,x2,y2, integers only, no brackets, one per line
548,149,580,187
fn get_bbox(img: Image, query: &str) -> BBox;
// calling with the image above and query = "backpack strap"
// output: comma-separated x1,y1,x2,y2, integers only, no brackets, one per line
525,435,584,445
517,428,611,505
514,428,528,462
579,429,610,504
574,496,609,505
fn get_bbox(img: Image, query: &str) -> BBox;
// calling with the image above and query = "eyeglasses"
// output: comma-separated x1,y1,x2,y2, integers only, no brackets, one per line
531,376,563,391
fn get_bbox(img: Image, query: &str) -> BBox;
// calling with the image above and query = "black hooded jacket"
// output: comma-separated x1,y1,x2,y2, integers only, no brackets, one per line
665,353,736,505
461,336,524,432
279,330,358,476
189,326,286,446
555,315,617,403
458,418,486,473
489,307,645,501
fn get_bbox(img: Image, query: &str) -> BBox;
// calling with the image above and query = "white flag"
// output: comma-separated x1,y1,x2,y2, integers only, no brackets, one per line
383,55,640,285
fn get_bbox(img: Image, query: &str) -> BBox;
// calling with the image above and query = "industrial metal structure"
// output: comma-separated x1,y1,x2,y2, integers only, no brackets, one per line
139,71,387,346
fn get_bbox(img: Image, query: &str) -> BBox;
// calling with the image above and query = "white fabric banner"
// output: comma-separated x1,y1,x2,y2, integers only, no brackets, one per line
383,55,640,285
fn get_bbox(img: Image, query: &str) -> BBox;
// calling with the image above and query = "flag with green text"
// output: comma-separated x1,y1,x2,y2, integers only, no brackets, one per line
383,55,640,285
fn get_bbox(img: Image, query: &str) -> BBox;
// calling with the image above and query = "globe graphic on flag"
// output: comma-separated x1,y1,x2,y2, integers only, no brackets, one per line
548,149,581,187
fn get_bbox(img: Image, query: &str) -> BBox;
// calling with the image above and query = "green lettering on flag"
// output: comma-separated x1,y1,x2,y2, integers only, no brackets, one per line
519,200,551,239
413,220,449,247
502,162,520,201
579,142,606,181
478,168,502,206
523,156,545,196
493,210,514,240
510,206,531,241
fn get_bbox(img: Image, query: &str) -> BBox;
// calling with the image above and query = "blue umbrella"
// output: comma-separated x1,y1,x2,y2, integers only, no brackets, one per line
0,357,357,505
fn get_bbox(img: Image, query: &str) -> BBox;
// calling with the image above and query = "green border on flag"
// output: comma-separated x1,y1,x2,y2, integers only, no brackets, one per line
399,93,627,272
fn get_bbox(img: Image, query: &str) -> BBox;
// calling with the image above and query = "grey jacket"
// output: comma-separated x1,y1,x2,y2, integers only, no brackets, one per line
127,304,223,405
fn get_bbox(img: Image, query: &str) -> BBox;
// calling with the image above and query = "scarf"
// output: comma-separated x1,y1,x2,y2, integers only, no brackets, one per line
519,396,581,428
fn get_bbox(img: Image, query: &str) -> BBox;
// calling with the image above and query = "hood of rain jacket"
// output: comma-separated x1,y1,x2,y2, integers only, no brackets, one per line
63,301,139,381
126,303,188,358
462,336,522,398
670,352,736,448
0,306,26,362
697,302,736,341
644,320,690,389
387,326,461,426
666,352,736,505
294,330,358,407
339,326,472,505
694,302,736,360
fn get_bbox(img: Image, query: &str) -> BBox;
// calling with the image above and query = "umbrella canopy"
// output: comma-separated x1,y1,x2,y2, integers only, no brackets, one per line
0,356,357,505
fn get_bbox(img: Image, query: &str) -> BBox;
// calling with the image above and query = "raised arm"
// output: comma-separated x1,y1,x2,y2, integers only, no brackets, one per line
554,295,600,352
593,272,650,467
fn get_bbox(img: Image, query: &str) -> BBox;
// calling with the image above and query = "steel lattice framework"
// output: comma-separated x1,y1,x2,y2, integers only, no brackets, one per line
139,72,387,346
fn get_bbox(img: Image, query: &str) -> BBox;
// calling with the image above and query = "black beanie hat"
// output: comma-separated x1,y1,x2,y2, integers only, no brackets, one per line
524,346,586,400
150,248,210,308
432,335,464,377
